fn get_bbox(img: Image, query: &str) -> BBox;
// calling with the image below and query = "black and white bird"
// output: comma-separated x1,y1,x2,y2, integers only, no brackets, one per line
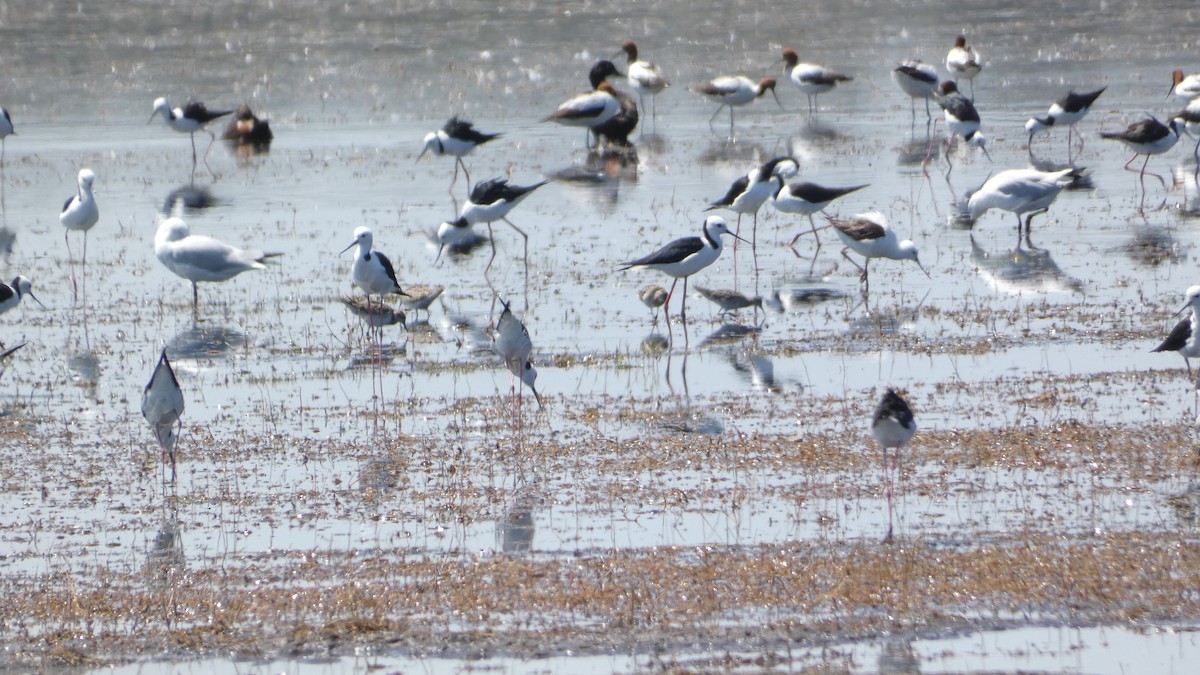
945,35,983,100
542,81,622,146
155,217,279,310
936,81,989,160
1152,285,1200,375
495,297,541,407
872,387,917,544
706,156,799,245
616,40,669,124
0,276,43,317
966,168,1076,245
60,168,100,302
827,210,926,294
781,47,852,115
417,116,501,192
149,97,233,172
772,181,868,251
1025,88,1106,156
142,349,185,482
1100,116,1184,188
619,215,745,331
689,76,779,138
436,178,549,271
892,60,939,121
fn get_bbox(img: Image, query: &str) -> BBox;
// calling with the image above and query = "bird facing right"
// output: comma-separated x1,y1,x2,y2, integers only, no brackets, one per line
155,217,278,309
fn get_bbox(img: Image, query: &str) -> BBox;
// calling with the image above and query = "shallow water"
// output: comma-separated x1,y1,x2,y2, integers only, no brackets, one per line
3,0,1200,671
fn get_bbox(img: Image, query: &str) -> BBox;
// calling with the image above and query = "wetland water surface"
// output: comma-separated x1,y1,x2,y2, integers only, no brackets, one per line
3,0,1200,672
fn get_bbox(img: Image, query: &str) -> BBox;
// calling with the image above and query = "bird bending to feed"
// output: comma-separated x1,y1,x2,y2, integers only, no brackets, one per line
695,287,762,314
1169,69,1200,100
0,275,44,316
936,81,988,161
417,115,501,193
689,76,779,138
542,81,621,147
220,104,273,147
60,168,100,302
781,48,852,115
827,210,926,294
966,167,1076,246
1099,116,1184,189
495,297,541,407
619,215,745,335
616,40,669,123
155,217,279,309
1025,88,1106,157
945,35,982,99
1152,285,1200,375
872,387,916,544
149,97,234,173
142,349,185,482
893,60,939,121
436,177,549,272
706,156,800,247
772,181,869,251
639,285,669,323
341,296,407,329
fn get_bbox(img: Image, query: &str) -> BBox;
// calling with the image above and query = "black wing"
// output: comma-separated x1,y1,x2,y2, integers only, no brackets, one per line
1059,87,1106,113
372,251,408,295
470,178,548,205
707,175,750,209
895,64,937,84
938,94,980,123
0,282,13,304
1153,317,1192,353
1102,118,1168,144
620,236,704,269
785,182,868,205
183,101,234,124
444,116,501,145
873,388,915,430
62,195,76,213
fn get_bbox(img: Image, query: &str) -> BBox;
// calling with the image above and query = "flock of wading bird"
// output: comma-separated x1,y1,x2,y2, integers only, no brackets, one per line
0,36,1195,540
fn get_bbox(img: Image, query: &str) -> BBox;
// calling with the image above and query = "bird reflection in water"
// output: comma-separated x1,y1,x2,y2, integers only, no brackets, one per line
727,349,782,394
166,323,247,359
67,350,101,389
698,322,761,348
970,235,1084,294
496,482,542,555
160,183,217,216
1120,225,1183,267
143,509,185,586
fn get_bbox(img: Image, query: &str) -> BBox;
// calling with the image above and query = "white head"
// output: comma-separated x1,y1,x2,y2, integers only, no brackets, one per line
1025,116,1052,136
10,275,44,308
149,97,171,123
340,226,373,255
416,131,441,161
1180,285,1200,314
155,217,191,244
78,168,95,189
